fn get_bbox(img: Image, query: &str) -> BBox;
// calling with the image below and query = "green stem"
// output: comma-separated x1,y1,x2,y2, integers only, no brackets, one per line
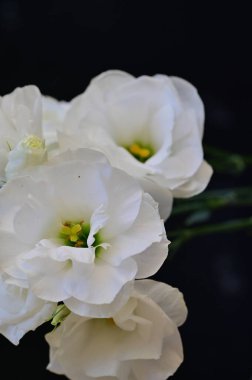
169,216,252,239
172,187,252,216
168,216,252,256
194,186,252,198
204,145,252,174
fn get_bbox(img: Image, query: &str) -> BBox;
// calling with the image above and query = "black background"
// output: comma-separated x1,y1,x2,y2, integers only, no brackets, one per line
0,1,252,379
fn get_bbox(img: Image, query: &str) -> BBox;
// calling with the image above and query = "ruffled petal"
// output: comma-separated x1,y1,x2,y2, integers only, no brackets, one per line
140,177,173,220
0,274,56,345
46,286,185,380
102,194,165,266
171,76,205,137
134,279,188,327
0,230,29,271
1,85,42,138
65,281,134,318
171,160,213,198
134,229,169,279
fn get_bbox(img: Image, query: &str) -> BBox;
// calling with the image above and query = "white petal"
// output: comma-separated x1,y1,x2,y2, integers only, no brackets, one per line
132,324,183,380
58,124,115,154
0,175,55,234
0,275,56,345
172,160,213,198
101,168,143,239
39,160,110,221
134,279,188,327
0,149,8,182
67,257,137,304
106,96,151,145
1,85,42,138
19,253,72,302
106,75,180,112
134,230,169,279
102,193,164,266
147,104,175,162
155,110,203,185
65,281,134,318
20,243,137,306
88,204,109,246
42,95,69,129
89,70,135,95
171,76,205,137
0,108,17,151
62,70,134,135
49,146,110,166
13,194,58,245
0,230,29,270
140,177,173,220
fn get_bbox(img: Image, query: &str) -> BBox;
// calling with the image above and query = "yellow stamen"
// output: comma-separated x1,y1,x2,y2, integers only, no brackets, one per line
61,225,71,235
21,135,45,150
59,220,102,253
128,143,151,159
71,224,82,235
139,148,151,158
70,234,79,242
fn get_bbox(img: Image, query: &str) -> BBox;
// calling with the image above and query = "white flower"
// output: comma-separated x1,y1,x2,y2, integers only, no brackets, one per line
0,85,47,182
0,273,56,345
0,86,70,183
45,279,187,380
0,149,169,317
58,70,213,219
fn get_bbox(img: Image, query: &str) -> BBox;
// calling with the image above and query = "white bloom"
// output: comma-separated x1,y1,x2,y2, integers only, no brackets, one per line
0,149,169,317
5,134,47,179
0,85,47,182
0,86,69,183
46,279,187,380
0,273,56,345
58,70,213,219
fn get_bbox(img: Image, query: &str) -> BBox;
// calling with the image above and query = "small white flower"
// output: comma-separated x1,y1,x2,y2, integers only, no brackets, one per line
45,279,187,380
0,86,69,183
0,149,169,317
0,273,56,345
0,85,47,182
5,134,47,179
58,70,213,219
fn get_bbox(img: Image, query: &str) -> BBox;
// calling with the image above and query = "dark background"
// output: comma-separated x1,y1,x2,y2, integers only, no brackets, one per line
1,1,252,379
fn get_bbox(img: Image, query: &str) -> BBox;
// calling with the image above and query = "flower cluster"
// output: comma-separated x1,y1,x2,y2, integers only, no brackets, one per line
0,71,212,379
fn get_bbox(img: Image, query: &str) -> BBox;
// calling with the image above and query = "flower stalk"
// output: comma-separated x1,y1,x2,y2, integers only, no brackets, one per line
172,187,252,216
169,216,252,255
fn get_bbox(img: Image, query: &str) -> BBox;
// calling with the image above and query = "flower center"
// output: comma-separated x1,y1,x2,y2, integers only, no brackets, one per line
126,142,154,163
59,221,101,249
21,135,45,150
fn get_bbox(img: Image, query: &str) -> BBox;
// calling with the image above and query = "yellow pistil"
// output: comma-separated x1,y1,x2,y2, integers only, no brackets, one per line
21,135,45,150
60,223,82,242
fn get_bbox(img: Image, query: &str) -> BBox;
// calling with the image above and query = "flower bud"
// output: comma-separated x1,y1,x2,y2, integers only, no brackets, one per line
5,135,47,179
